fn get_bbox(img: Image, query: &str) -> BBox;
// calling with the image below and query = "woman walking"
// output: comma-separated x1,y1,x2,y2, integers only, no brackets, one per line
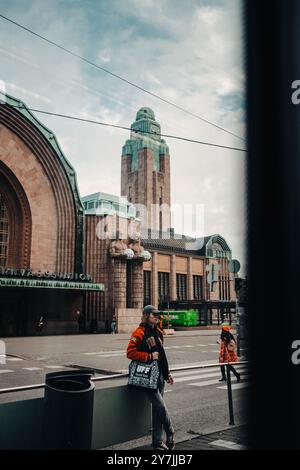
218,325,240,382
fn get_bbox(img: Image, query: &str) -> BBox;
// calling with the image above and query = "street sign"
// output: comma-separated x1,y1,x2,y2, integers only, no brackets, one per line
228,259,241,274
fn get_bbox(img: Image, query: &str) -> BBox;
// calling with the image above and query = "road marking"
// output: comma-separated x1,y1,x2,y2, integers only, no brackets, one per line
189,379,223,387
45,365,66,369
23,367,43,371
0,369,14,373
190,374,250,388
174,369,248,383
6,357,23,361
172,366,248,378
84,350,125,356
95,352,126,357
217,381,250,390
210,439,247,450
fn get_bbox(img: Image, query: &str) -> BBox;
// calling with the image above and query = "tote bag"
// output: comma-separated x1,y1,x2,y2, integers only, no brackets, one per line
128,359,160,390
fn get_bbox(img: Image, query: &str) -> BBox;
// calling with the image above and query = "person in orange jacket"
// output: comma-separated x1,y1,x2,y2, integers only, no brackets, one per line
218,325,240,382
127,305,175,451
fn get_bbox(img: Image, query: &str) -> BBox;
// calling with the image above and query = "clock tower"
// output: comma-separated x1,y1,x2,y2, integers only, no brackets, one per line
121,107,171,232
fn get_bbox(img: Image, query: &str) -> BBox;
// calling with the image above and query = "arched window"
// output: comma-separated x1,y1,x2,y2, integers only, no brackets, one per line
0,192,9,267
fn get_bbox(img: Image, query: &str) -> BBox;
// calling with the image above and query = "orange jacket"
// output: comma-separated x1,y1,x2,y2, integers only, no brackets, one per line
127,324,165,363
127,325,152,363
219,339,238,363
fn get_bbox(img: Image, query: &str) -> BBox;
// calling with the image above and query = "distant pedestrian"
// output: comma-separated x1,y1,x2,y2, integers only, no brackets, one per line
36,315,44,333
127,305,175,450
111,314,117,334
218,325,240,382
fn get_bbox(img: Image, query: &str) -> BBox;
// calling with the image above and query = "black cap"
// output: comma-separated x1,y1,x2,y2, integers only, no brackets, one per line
143,305,160,316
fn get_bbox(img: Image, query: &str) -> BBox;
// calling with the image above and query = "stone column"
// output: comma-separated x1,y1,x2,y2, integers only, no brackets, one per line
131,261,144,309
112,258,127,310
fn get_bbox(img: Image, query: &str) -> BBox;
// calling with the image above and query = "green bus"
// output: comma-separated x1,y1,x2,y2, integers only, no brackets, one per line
161,310,199,327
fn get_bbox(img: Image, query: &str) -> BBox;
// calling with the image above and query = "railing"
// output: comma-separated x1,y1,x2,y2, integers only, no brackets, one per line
0,360,250,426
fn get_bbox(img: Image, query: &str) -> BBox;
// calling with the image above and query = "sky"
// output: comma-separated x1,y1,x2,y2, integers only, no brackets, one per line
0,0,246,275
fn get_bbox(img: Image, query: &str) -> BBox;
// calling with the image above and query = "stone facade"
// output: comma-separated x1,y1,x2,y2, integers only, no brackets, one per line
84,213,148,331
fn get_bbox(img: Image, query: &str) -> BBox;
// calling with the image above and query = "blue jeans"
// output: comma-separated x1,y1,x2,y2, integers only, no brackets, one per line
146,372,174,447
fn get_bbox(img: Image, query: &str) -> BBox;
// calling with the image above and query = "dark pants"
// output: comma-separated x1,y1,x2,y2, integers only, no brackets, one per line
146,372,174,447
220,364,239,379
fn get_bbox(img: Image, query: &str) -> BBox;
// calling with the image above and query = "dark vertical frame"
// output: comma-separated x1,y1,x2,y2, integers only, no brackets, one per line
246,0,300,448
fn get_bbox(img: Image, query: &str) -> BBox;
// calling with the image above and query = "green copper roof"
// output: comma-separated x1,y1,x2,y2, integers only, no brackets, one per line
82,191,138,219
122,107,169,171
136,107,156,121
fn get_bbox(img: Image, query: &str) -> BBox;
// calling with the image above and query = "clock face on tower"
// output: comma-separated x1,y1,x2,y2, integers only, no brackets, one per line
150,124,158,135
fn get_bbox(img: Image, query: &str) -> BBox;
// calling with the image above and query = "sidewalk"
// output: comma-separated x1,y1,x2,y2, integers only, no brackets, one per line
133,425,249,451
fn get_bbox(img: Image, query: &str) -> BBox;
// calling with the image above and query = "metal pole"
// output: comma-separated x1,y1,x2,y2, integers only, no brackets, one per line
236,296,241,357
226,363,235,425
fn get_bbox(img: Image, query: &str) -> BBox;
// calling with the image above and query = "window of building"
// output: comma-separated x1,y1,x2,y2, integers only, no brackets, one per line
158,272,170,302
176,273,187,300
144,270,151,305
193,275,203,300
0,192,9,268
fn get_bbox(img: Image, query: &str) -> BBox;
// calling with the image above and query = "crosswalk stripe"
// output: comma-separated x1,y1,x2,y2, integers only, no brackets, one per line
192,375,250,388
22,367,43,371
96,353,124,358
84,351,125,356
6,357,23,361
0,369,14,373
217,381,250,390
173,369,248,383
172,366,248,378
189,378,224,387
45,365,66,369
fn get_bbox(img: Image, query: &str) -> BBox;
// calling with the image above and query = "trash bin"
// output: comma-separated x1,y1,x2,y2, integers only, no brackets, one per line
43,369,95,449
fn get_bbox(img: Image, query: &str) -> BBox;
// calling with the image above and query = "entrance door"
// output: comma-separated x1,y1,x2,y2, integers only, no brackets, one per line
0,290,27,337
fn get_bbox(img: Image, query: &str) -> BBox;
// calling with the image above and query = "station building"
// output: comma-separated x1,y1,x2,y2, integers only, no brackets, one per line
0,93,237,336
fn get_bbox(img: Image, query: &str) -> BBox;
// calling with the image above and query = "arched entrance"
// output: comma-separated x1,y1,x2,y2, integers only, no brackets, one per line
0,161,32,269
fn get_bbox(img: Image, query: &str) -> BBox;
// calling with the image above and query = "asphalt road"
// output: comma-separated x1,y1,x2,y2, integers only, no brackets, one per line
0,330,249,447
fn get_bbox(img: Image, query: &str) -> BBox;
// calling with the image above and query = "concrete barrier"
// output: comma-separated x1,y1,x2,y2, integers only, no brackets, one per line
0,385,151,449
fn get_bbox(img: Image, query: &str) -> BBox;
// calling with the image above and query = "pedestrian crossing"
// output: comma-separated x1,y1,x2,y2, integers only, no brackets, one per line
169,366,250,391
